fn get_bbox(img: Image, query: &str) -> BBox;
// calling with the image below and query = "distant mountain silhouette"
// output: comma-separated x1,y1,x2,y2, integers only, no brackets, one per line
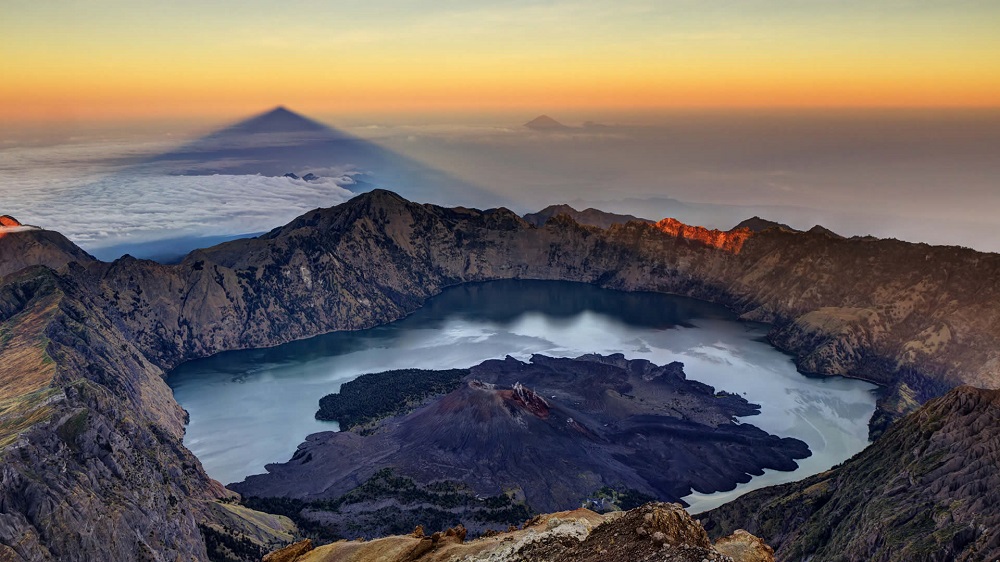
733,216,797,232
142,106,500,207
524,115,571,131
523,204,652,229
807,224,843,238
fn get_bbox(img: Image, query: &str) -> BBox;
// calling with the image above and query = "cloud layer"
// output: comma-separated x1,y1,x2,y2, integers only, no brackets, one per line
2,171,354,249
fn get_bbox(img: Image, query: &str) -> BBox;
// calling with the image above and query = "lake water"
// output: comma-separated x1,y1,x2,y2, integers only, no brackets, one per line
169,280,877,512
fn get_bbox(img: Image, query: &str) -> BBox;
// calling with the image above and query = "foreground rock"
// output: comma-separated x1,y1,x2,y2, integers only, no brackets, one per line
703,386,1000,561
267,503,773,562
232,355,808,538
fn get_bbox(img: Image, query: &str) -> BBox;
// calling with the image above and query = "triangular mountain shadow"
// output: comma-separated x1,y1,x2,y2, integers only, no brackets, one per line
140,106,503,208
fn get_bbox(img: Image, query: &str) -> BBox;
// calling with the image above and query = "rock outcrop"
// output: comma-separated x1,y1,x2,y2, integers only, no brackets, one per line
703,385,1000,561
653,217,754,253
0,215,22,227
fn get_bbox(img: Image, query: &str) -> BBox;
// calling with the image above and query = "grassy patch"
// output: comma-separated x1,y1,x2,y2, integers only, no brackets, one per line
0,387,60,449
0,291,60,402
56,410,89,449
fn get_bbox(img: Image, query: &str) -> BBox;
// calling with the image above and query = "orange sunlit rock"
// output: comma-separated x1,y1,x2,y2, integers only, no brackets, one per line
654,218,753,254
0,215,22,228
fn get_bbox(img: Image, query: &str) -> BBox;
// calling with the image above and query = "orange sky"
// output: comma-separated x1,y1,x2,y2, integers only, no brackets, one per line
3,1,999,123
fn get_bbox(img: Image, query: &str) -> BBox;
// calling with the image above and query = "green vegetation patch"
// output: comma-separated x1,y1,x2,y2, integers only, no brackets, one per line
56,410,89,449
199,523,268,562
316,368,469,430
0,387,60,449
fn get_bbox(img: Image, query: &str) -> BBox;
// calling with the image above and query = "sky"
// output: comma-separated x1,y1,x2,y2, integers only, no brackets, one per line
3,1,1000,123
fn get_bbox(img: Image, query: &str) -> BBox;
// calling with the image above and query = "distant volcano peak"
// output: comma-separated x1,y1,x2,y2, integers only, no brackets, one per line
524,115,570,131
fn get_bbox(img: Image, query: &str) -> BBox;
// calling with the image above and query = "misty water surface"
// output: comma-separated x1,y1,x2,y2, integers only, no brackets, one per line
169,280,877,512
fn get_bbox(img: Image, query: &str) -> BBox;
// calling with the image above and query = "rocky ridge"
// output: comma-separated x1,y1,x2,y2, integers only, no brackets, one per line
78,191,1000,428
652,218,753,253
1,215,23,227
266,502,774,562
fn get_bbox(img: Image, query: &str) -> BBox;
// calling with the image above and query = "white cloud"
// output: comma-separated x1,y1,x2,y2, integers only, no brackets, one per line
1,172,355,249
0,137,360,251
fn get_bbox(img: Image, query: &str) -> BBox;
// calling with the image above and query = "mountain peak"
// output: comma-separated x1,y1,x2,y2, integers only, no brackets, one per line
525,115,570,130
734,216,796,233
807,224,843,238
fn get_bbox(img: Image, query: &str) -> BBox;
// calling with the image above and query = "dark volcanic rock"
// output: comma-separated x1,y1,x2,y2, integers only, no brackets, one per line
231,355,809,537
703,385,1000,562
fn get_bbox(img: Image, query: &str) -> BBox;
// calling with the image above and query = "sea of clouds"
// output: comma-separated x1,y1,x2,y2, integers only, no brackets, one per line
0,139,357,252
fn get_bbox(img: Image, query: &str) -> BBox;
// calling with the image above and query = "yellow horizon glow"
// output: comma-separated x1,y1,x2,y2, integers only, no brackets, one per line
3,1,999,122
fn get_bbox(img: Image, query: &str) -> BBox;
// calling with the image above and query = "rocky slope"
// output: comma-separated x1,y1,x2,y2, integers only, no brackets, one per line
266,502,774,562
702,385,1000,561
2,190,1000,559
0,228,94,278
232,355,808,538
0,241,294,560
